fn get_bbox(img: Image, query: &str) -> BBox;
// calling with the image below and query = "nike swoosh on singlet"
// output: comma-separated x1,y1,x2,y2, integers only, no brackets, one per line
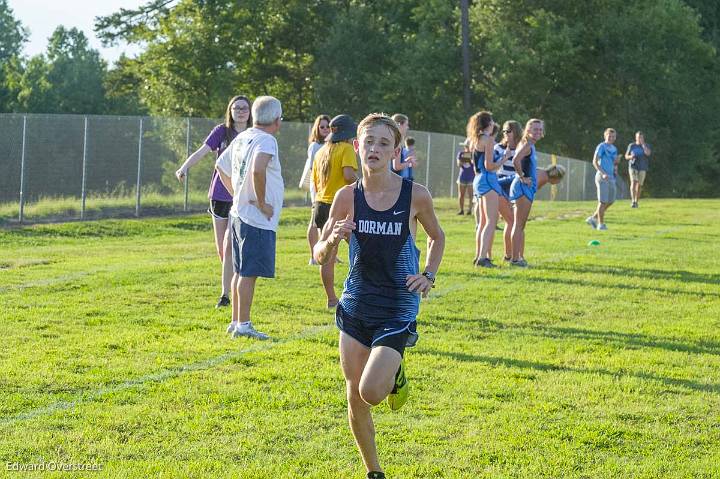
393,210,405,215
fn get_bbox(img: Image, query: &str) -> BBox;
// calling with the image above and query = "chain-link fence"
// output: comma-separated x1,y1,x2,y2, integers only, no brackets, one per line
0,113,624,224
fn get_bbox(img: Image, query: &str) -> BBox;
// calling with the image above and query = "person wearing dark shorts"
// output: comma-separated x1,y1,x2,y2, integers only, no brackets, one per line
311,114,359,308
314,113,445,479
456,140,475,215
175,95,252,308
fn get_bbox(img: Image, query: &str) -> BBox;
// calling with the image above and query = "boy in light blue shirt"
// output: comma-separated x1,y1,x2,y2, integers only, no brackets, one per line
586,128,619,230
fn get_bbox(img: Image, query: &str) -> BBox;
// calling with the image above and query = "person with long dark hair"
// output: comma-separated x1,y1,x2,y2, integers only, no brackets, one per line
468,111,504,268
176,95,252,308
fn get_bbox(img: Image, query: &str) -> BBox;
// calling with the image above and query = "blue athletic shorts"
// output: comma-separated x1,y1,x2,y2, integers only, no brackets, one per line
336,302,418,356
231,216,276,278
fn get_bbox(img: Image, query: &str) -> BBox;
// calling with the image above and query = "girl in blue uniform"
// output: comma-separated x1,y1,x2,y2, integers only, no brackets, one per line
509,118,544,267
495,120,522,262
314,113,445,479
469,111,505,268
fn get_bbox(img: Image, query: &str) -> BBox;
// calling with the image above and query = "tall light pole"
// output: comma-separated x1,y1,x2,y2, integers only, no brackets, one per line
461,0,471,117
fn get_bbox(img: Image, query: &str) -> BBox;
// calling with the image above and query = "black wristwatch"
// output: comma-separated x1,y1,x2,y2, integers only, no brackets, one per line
422,271,436,287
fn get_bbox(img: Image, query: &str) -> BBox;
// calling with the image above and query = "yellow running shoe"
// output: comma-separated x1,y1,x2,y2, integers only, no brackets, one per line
387,359,409,411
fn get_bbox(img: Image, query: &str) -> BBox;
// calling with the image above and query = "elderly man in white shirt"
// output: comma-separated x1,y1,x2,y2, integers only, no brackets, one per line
216,96,284,340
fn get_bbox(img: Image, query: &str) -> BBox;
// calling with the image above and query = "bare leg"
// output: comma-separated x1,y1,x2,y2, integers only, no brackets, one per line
236,276,257,322
480,192,499,260
321,249,338,306
498,198,513,259
307,220,319,262
340,333,380,474
511,197,532,261
465,185,473,213
231,273,239,322
636,182,642,204
221,225,233,296
597,202,610,224
474,199,485,262
213,217,230,296
458,185,465,212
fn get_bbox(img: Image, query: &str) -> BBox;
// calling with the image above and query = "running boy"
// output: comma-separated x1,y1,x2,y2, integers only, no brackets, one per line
314,113,445,479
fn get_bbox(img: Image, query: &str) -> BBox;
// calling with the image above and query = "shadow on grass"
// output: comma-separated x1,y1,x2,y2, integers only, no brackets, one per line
527,325,720,356
540,263,720,286
422,349,720,394
516,275,719,299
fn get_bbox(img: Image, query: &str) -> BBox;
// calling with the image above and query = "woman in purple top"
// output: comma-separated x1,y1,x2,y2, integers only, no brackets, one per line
175,95,252,308
456,140,475,215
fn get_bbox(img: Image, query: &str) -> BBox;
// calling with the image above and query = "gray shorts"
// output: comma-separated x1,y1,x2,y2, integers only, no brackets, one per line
595,173,617,204
231,216,276,278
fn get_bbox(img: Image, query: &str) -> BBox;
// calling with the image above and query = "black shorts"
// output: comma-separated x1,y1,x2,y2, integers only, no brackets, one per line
336,303,418,357
208,200,232,219
312,202,332,230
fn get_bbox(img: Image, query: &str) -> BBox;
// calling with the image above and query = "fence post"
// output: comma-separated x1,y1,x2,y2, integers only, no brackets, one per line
450,136,456,198
18,115,27,223
80,116,88,220
566,158,571,201
582,162,587,200
184,117,190,212
425,132,431,191
135,117,144,217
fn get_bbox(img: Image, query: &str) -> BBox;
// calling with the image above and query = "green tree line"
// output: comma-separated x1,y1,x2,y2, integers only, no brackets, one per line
1,0,719,196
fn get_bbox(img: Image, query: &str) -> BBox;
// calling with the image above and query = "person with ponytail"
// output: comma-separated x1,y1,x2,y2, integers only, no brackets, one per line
467,111,504,268
311,114,359,308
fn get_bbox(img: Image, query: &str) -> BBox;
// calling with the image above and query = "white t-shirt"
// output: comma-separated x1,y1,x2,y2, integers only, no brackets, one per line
216,127,284,232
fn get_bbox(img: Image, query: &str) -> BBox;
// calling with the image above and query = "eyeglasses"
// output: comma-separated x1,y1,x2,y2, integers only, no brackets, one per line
320,125,330,129
232,106,250,112
502,130,512,134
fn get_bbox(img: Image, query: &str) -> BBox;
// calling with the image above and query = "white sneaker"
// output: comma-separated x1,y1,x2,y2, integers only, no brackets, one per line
226,321,238,334
586,216,597,229
232,322,269,340
597,223,608,230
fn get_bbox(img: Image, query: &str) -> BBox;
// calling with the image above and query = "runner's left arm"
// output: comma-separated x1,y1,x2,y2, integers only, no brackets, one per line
407,185,445,297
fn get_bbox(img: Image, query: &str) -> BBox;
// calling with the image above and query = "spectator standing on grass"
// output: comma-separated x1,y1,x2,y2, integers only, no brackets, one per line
311,114,359,309
586,128,620,231
175,95,252,309
300,114,331,265
468,111,504,268
625,131,651,208
495,120,522,262
391,114,416,181
215,96,284,340
314,113,444,479
508,119,544,268
456,139,475,215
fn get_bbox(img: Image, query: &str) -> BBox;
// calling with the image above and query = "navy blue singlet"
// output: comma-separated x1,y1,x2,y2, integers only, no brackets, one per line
338,179,420,323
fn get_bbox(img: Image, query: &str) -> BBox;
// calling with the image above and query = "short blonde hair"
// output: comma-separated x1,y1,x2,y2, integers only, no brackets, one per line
358,113,402,148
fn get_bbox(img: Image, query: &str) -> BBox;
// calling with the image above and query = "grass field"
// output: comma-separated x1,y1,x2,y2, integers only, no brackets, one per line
1,199,719,478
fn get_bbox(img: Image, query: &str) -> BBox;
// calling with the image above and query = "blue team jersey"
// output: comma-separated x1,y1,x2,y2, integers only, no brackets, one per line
339,179,420,322
627,143,650,171
595,142,618,179
509,145,538,202
473,147,505,197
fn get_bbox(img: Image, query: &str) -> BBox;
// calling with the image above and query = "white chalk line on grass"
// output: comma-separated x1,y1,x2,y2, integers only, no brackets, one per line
2,224,688,426
0,325,333,427
0,254,212,294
